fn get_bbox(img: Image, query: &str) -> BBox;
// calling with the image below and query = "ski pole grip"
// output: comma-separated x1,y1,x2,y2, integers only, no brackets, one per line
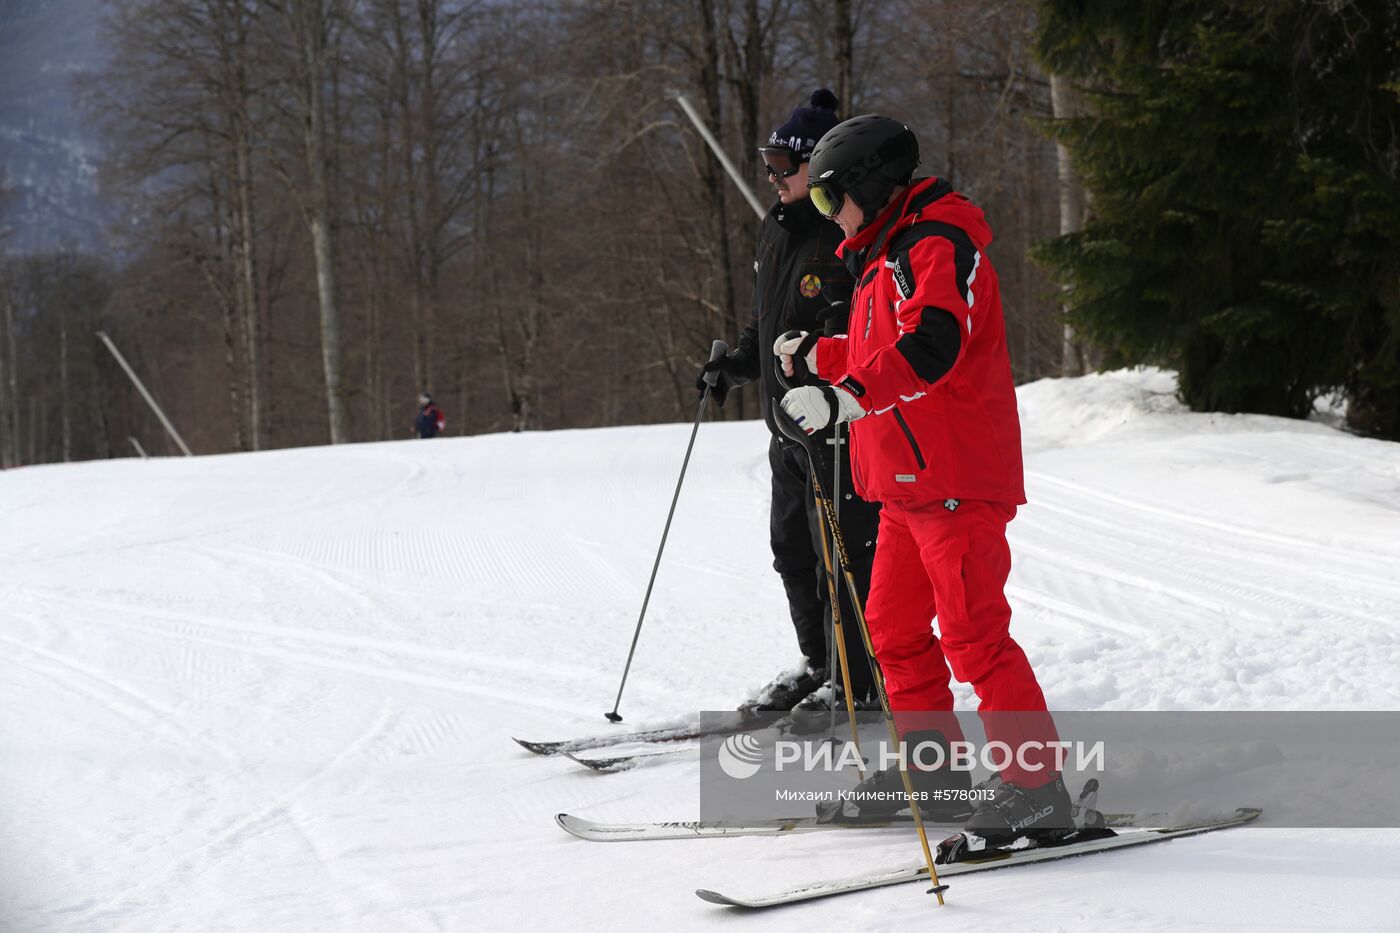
773,334,834,454
701,339,729,388
774,329,813,391
773,400,821,458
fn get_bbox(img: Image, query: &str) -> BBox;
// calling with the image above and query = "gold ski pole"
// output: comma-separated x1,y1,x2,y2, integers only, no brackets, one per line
809,469,866,779
770,339,947,905
801,447,947,905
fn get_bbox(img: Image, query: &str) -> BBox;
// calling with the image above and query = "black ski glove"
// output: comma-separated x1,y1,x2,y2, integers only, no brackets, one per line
817,300,850,337
696,346,758,407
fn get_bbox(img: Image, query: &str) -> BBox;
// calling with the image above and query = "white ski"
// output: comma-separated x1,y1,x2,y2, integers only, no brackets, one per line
557,809,1157,842
695,807,1262,908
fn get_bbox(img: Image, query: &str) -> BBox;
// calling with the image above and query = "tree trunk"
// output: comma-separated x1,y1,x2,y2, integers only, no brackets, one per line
30,396,40,464
295,0,350,443
59,287,71,462
697,0,738,410
309,211,348,443
223,0,263,450
509,106,542,432
416,0,443,397
233,100,262,450
4,286,17,465
834,0,853,111
943,44,959,182
0,274,11,468
209,146,249,453
1050,73,1086,377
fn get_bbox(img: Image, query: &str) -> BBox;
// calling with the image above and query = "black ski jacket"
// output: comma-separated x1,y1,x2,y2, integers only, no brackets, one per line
734,196,855,438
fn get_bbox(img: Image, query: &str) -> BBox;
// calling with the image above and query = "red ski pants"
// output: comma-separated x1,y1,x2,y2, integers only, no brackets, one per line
864,498,1059,787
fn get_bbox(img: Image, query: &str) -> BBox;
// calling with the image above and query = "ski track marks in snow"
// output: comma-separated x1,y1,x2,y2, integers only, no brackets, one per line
3,372,1400,930
76,701,401,931
1012,465,1400,710
0,621,243,770
4,587,593,717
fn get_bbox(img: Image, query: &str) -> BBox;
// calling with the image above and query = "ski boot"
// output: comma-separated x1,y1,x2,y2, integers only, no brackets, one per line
782,681,879,735
736,661,827,717
791,681,879,713
939,777,1109,863
937,773,1075,862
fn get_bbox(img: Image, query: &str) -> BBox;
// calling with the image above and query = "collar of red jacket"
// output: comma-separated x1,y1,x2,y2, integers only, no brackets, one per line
835,175,993,262
834,177,935,257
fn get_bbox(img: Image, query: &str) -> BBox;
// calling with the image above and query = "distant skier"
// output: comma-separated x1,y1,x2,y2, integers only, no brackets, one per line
775,115,1071,846
696,89,882,715
415,394,445,439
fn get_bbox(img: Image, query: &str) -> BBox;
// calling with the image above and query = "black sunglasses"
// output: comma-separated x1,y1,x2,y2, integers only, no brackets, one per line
759,148,805,179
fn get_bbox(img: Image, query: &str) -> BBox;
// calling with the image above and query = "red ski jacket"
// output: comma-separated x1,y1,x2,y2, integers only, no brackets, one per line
814,177,1025,505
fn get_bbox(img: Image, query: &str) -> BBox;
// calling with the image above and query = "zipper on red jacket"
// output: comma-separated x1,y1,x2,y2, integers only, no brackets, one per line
891,408,926,470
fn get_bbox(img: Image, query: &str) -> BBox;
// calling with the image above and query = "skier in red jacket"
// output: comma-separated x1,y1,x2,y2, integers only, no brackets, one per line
415,394,446,439
775,115,1070,846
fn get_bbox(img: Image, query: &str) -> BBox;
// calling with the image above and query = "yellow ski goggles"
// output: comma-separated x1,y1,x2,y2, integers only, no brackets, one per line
807,179,845,218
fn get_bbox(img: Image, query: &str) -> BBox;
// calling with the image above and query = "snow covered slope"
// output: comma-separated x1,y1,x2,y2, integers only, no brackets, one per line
1,368,1398,931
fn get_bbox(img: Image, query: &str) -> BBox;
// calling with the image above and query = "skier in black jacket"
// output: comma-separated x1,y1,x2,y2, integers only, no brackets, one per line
696,89,881,714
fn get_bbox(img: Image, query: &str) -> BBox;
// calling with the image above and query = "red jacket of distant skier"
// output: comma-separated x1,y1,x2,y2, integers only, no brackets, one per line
815,177,1025,505
416,404,445,438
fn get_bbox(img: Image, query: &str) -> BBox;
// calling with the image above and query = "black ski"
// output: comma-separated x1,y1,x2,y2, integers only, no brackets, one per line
512,714,773,757
512,722,717,757
561,750,682,772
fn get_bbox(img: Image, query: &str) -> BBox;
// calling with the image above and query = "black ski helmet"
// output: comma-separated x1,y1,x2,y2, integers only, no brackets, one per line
807,115,920,228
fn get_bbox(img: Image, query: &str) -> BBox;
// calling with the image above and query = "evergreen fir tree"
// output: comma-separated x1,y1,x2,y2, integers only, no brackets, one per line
1033,0,1400,438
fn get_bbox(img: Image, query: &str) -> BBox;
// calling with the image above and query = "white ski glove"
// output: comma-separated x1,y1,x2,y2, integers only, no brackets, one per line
773,330,821,378
780,385,865,435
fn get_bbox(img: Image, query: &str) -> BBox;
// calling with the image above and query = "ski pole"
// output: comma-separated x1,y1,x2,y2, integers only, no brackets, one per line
808,468,866,778
828,422,847,745
605,339,728,723
778,350,867,767
773,353,948,905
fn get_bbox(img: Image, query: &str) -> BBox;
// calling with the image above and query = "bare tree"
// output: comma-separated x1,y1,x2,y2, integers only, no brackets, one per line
258,0,354,443
48,0,1073,464
0,168,13,467
210,0,268,447
0,267,16,468
484,5,551,432
79,0,277,451
0,252,112,465
345,0,491,418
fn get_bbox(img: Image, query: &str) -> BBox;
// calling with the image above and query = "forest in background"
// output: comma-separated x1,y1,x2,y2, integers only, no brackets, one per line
0,0,1071,462
1,0,1395,465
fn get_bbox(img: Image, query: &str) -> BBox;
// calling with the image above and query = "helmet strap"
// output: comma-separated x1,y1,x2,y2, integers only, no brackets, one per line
851,177,894,231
